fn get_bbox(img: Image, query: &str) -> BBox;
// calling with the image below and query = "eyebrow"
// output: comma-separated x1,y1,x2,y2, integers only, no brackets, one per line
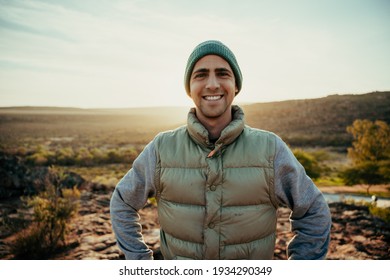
192,68,209,74
192,67,231,76
215,67,231,72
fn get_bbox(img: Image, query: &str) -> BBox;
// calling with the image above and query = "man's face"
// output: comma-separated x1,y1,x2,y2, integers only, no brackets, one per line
189,55,237,123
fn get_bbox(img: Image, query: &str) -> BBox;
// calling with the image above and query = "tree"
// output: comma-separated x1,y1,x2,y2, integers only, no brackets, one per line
346,119,390,163
342,119,390,194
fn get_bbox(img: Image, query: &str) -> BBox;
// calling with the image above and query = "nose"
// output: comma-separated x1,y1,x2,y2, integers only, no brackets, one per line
205,74,220,91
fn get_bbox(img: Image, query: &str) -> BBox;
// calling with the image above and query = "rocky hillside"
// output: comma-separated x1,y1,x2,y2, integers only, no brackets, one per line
243,91,390,147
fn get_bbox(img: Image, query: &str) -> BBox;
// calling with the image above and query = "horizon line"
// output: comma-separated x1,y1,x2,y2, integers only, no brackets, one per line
0,90,390,110
0,91,388,110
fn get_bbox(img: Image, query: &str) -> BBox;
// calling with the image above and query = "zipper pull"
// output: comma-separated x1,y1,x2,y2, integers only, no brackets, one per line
207,144,222,158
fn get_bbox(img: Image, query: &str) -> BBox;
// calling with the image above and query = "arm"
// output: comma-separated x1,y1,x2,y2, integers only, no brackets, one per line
110,141,157,260
274,137,331,260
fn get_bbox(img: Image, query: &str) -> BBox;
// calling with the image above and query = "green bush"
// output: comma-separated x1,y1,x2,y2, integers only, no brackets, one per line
293,149,322,179
56,147,76,165
23,145,141,167
342,198,390,223
25,145,55,166
75,147,94,166
10,183,80,259
369,204,390,223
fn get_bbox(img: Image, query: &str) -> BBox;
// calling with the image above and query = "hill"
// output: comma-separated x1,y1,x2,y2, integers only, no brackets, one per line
242,91,390,147
0,91,389,148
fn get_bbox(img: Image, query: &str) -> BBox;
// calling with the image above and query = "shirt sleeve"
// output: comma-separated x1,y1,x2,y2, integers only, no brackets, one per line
110,140,158,260
273,136,332,260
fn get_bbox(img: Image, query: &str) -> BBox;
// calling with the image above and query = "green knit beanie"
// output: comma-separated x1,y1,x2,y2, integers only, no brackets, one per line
184,40,243,96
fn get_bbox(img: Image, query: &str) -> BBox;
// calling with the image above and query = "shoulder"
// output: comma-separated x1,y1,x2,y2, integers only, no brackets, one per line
243,125,281,142
244,125,287,143
153,125,188,150
242,126,293,159
155,125,187,141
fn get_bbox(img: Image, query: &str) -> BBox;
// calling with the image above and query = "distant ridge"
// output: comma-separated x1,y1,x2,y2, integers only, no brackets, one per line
242,91,390,147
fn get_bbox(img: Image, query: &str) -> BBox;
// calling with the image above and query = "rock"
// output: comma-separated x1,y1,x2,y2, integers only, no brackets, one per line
351,235,367,242
106,253,120,260
93,243,108,252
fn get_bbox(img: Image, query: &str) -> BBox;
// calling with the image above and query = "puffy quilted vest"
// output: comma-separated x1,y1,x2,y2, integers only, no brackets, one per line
154,106,278,259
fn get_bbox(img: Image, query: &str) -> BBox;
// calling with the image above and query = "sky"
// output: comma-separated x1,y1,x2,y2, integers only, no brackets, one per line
0,0,389,108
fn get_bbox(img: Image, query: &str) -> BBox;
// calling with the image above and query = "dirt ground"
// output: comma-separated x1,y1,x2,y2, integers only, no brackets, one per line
1,183,388,260
318,184,390,196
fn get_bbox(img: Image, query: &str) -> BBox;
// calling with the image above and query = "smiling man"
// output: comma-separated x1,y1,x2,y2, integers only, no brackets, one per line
110,40,331,260
188,54,236,141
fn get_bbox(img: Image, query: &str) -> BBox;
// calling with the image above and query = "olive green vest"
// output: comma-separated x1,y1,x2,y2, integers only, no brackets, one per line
154,106,278,260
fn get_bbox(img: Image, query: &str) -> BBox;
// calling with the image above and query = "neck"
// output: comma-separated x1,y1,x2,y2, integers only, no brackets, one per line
196,110,232,141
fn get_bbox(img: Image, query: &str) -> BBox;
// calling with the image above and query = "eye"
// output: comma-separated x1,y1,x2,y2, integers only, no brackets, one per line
193,71,208,79
194,73,206,78
217,71,230,77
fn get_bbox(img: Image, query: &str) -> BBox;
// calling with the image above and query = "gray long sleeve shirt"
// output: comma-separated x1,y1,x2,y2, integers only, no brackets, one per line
110,134,331,260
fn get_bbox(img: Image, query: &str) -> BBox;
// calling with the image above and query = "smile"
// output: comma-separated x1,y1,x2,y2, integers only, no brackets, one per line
203,95,223,101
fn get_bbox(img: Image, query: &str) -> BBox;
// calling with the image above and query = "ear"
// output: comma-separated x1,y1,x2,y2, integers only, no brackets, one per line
235,86,238,95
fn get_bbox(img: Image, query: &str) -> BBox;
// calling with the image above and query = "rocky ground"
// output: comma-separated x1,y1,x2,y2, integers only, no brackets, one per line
1,182,389,260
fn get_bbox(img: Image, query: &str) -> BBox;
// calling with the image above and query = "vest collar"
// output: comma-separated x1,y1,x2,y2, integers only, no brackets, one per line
187,105,245,151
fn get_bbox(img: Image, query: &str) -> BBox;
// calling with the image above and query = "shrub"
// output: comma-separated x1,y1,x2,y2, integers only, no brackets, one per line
342,198,390,223
22,145,141,167
293,149,321,179
10,182,80,259
106,148,122,163
75,147,94,166
56,147,75,165
369,204,390,223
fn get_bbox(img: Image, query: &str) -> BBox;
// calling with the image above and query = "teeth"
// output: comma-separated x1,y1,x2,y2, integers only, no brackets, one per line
204,95,222,101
